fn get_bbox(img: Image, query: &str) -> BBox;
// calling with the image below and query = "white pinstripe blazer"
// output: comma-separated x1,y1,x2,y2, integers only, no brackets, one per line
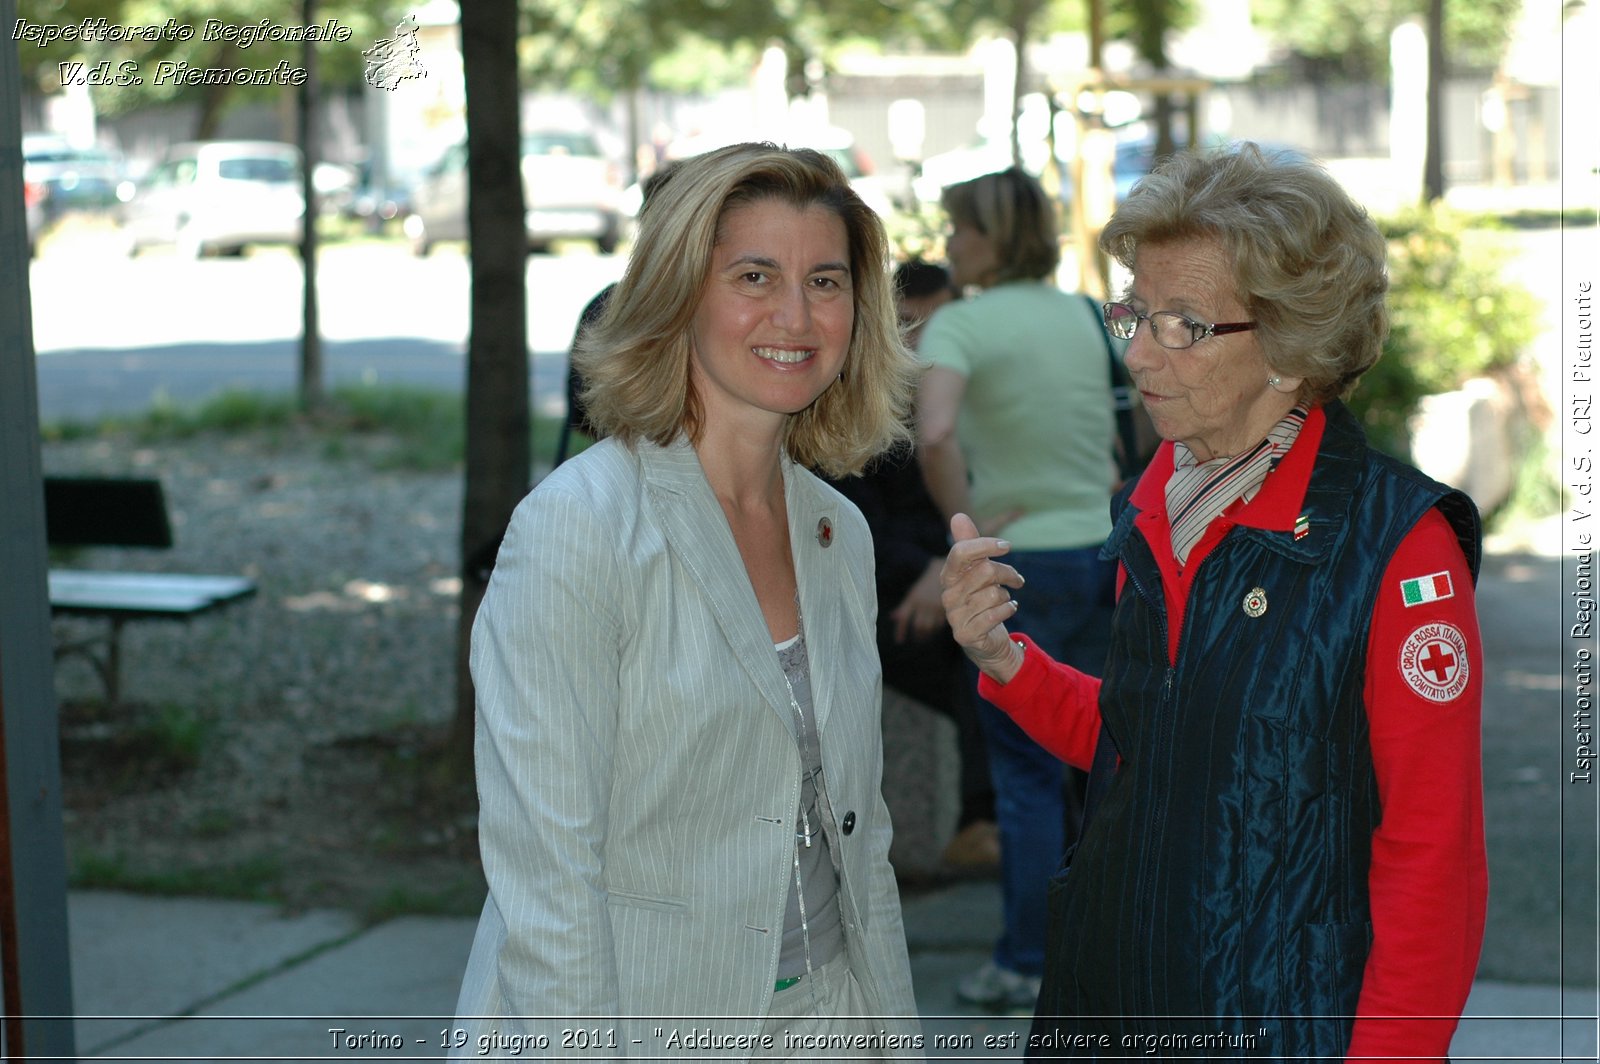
453,435,921,1058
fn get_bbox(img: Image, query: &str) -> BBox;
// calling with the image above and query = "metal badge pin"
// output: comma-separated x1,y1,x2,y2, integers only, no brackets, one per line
1293,513,1311,541
816,516,833,548
1242,587,1268,618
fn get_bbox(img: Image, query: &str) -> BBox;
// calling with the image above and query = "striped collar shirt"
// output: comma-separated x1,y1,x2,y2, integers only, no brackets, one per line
1165,407,1310,565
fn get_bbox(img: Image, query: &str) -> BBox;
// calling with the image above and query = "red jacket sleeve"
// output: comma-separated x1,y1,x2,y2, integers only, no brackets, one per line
976,633,1103,771
1346,507,1488,1062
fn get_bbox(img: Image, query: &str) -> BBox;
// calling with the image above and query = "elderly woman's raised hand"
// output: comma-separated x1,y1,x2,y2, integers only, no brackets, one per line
940,513,1027,685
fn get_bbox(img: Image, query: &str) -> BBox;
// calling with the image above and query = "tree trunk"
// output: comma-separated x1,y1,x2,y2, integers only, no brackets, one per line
1152,90,1178,158
1008,0,1039,167
298,0,323,412
1072,0,1111,296
1422,0,1446,202
625,84,643,187
1129,0,1178,157
192,42,239,140
453,0,528,762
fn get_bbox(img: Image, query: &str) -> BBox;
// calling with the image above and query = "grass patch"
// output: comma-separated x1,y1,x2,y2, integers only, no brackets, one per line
42,390,300,443
1470,207,1598,231
359,873,486,924
59,701,214,791
41,383,584,473
330,385,466,470
140,704,213,766
191,807,238,839
72,850,285,902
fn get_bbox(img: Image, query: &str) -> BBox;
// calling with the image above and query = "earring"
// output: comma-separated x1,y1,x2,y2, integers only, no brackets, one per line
1268,376,1282,388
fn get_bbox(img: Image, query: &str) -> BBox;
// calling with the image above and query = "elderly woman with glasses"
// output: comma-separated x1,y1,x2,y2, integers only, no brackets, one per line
940,144,1485,1060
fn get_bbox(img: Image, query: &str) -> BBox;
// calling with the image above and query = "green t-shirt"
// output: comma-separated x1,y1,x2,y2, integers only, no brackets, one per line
920,280,1116,550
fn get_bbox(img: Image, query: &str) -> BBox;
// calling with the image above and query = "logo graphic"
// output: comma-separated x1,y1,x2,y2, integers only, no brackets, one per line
362,14,425,90
1398,621,1470,702
1399,570,1455,607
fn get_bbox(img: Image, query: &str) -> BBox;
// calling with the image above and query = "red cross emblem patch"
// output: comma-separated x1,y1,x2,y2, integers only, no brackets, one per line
1398,621,1470,703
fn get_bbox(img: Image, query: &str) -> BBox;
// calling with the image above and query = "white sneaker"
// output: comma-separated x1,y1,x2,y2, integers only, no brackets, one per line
955,961,1042,1013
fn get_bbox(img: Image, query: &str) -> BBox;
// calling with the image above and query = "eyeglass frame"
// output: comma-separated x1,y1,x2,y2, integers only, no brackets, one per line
1101,301,1259,350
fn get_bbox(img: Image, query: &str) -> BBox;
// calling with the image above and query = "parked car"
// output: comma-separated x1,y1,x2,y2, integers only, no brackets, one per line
403,129,624,256
23,133,125,223
23,174,46,257
343,161,414,233
119,140,304,258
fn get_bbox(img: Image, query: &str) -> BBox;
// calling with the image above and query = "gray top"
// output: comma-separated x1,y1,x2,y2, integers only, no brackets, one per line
775,627,845,979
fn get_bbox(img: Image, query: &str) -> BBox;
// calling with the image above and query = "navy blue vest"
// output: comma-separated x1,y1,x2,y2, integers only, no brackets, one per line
1029,402,1480,1059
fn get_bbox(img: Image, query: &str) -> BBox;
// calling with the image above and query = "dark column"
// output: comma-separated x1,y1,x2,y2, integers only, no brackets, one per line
0,0,79,1057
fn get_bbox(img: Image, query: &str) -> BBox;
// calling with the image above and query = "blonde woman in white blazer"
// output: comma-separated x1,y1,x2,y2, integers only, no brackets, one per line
453,144,924,1059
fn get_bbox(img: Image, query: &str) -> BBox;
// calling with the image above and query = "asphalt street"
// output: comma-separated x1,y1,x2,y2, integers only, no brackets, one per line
28,227,626,423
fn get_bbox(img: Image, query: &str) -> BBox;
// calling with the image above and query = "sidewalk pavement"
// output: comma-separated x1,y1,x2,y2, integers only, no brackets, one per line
64,884,1598,1062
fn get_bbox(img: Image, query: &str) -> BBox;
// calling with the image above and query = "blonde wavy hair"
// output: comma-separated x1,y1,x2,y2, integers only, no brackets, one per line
941,167,1061,286
1100,142,1389,403
573,142,917,478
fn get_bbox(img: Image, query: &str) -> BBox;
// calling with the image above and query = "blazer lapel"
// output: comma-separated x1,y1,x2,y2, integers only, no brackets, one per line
639,438,796,730
786,461,842,736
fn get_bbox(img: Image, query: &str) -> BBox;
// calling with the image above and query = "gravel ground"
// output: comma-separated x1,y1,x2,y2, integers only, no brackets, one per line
46,429,486,917
43,426,977,917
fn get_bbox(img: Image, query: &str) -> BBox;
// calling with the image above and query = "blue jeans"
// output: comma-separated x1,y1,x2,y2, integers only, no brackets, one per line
976,545,1114,977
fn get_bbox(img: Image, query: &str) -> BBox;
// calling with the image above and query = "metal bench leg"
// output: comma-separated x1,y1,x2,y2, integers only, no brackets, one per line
50,618,124,709
104,616,124,710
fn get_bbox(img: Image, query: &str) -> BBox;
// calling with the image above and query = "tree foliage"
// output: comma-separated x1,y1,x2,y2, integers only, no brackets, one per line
1250,0,1523,79
1107,0,1197,68
1348,206,1539,457
515,0,908,97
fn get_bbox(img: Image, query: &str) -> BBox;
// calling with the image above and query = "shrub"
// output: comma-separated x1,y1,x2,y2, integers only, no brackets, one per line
1349,205,1540,458
42,384,581,474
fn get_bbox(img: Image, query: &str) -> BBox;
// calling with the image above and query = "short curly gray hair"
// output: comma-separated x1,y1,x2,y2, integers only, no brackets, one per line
1100,143,1388,403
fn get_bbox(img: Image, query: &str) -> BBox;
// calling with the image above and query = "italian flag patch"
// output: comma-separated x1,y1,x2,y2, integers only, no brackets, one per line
1400,571,1454,606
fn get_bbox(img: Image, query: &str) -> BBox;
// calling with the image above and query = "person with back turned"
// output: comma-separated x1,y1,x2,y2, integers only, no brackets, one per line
917,167,1118,1013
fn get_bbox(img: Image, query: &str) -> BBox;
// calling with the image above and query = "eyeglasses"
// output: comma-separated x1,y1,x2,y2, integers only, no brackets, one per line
1102,301,1258,351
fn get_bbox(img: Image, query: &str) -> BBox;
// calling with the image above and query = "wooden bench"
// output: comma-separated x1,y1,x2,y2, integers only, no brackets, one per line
45,476,257,707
